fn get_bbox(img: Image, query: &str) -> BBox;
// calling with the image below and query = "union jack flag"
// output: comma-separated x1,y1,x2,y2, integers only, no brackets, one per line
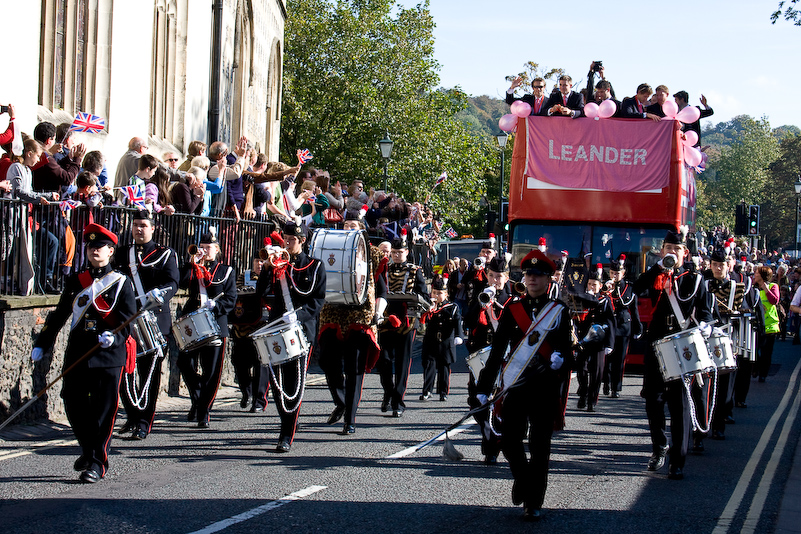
297,149,313,164
68,112,106,134
435,172,447,186
122,184,146,210
59,199,82,211
444,226,457,239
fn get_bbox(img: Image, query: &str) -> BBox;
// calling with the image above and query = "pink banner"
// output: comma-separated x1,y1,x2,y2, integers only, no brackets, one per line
525,116,674,192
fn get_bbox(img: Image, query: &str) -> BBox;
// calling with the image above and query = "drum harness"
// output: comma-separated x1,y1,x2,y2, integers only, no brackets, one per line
266,264,316,414
665,273,717,434
123,247,169,410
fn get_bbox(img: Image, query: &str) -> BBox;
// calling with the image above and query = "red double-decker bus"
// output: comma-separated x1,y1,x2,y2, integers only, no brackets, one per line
506,115,697,365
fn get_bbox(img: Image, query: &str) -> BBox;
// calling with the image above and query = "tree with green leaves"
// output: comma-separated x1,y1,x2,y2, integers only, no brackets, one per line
281,0,494,231
504,61,566,95
763,135,801,249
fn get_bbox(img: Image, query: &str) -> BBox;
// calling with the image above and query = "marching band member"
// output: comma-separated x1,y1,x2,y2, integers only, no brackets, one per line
319,212,387,435
476,249,572,521
575,264,615,413
176,230,237,428
463,256,513,464
378,236,430,418
705,248,745,440
602,254,641,398
419,274,464,402
116,210,179,440
731,257,761,408
256,221,326,452
462,240,497,309
230,253,271,412
633,229,713,480
32,223,137,483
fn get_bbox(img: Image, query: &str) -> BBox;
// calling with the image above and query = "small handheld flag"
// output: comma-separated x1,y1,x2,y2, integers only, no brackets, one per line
69,112,106,134
297,149,313,164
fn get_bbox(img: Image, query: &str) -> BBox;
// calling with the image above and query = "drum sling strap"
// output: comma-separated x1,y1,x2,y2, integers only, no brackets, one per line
501,301,561,390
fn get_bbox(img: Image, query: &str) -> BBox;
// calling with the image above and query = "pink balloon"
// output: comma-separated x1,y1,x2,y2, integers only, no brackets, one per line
684,145,702,167
661,100,678,119
677,105,701,124
498,114,518,132
584,102,599,119
598,99,617,119
682,130,699,147
510,100,532,118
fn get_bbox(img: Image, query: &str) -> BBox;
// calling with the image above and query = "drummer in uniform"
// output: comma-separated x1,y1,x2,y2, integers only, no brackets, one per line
176,229,237,428
378,236,431,417
731,257,762,409
463,256,513,464
633,229,713,480
419,274,464,402
575,264,615,413
705,248,745,439
256,221,326,452
32,223,137,483
230,252,271,412
475,249,572,520
319,211,387,435
602,254,641,398
115,210,179,439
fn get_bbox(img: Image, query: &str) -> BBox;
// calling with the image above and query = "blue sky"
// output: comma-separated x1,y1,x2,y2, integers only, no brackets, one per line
400,0,801,129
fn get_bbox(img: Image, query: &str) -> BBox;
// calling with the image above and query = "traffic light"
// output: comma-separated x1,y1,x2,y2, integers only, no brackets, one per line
748,204,760,235
735,203,748,235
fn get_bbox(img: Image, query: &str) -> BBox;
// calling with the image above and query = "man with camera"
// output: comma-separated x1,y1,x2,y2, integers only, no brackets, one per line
633,229,713,480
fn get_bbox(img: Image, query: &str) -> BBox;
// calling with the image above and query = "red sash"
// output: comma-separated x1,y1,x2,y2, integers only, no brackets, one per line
78,271,136,372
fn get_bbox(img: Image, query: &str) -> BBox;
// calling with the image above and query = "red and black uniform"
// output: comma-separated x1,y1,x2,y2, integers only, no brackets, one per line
420,299,463,398
34,263,137,478
603,279,641,394
177,259,237,426
575,292,615,410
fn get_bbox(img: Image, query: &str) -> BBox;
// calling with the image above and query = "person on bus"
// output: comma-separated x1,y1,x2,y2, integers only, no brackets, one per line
645,85,671,117
545,75,584,118
590,80,621,116
506,76,550,116
620,83,661,122
633,229,713,480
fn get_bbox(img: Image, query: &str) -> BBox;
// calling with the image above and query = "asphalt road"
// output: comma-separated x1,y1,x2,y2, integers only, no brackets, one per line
1,340,800,534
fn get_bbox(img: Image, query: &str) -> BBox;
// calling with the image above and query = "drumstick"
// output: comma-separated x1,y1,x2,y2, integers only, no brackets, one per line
0,301,158,432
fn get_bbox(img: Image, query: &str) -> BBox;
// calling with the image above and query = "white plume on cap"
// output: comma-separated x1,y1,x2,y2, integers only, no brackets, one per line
209,226,217,239
505,252,512,264
294,215,302,227
678,225,689,240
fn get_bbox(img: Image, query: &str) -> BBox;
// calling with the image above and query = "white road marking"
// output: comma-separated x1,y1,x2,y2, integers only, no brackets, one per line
0,438,77,462
712,356,801,534
186,485,327,534
386,417,476,459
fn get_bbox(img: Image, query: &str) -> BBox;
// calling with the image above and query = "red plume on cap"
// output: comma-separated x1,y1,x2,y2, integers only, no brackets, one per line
619,254,626,261
271,230,285,248
263,237,272,247
538,237,547,252
489,233,495,238
443,273,449,279
401,228,408,236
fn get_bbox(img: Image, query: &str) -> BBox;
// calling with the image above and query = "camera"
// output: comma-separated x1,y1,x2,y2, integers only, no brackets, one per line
0,105,8,114
592,61,603,72
478,286,496,306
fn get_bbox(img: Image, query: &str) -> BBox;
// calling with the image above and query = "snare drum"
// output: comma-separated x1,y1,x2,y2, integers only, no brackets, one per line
172,308,221,352
466,347,491,381
706,330,737,373
252,320,310,366
653,328,714,382
132,310,167,358
308,228,369,306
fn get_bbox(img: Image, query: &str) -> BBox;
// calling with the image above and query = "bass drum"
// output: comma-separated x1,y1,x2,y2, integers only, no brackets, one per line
308,228,369,306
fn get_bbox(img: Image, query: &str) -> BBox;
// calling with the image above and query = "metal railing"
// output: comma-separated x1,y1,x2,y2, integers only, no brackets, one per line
0,199,276,297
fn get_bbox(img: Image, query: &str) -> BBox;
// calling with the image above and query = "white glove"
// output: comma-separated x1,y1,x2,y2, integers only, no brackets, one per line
146,288,166,306
98,331,115,348
476,393,489,405
550,351,564,370
31,347,44,362
204,299,216,310
698,321,712,339
373,313,385,325
454,337,463,346
712,327,725,337
604,347,613,356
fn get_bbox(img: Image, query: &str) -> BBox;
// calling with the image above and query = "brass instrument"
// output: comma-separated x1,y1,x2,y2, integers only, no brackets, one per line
262,246,290,268
188,244,205,264
513,282,526,296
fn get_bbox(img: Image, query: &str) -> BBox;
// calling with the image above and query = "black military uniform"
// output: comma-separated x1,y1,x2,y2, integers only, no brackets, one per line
420,275,464,401
603,254,641,397
34,223,137,483
378,237,431,417
633,230,713,480
319,224,387,435
115,211,179,439
476,250,572,520
256,222,326,452
732,269,762,408
463,257,513,463
575,264,615,412
230,260,271,412
176,232,237,428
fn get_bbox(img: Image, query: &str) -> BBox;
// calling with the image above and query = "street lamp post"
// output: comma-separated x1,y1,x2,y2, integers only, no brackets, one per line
795,177,801,255
379,131,394,192
495,131,508,231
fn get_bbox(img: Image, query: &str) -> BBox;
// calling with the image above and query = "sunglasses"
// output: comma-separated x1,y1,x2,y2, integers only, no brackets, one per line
166,158,178,162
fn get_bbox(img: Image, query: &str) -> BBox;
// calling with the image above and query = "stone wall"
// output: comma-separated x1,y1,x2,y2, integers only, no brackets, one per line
0,295,239,427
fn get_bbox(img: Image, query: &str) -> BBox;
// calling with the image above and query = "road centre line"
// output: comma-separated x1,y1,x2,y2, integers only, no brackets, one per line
0,437,77,462
386,417,476,459
186,485,327,534
712,356,801,534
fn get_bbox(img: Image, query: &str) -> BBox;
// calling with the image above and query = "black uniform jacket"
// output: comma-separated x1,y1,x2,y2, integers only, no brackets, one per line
179,260,237,337
422,301,464,364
